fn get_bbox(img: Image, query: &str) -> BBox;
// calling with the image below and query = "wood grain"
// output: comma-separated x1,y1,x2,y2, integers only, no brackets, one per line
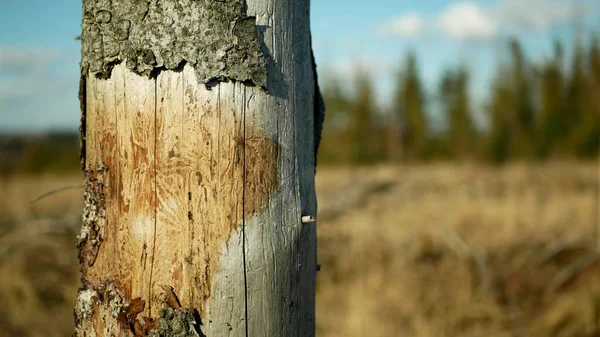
83,65,157,308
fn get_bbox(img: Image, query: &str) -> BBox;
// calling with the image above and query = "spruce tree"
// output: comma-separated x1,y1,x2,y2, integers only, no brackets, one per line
393,52,427,160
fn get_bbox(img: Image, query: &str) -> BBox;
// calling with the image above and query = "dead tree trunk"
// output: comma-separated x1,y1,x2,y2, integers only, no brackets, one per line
75,1,323,336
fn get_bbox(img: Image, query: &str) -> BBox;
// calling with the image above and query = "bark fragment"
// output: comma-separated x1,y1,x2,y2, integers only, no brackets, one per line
311,41,325,169
81,0,267,87
78,162,108,271
148,308,204,337
74,282,125,337
74,282,205,337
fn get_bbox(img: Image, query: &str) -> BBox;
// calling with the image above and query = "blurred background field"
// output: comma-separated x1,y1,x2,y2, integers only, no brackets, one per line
315,163,598,337
1,0,600,336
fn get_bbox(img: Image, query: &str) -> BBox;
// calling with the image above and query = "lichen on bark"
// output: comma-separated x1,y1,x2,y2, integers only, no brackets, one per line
74,282,125,337
148,308,203,337
74,281,204,337
78,162,108,271
80,0,267,87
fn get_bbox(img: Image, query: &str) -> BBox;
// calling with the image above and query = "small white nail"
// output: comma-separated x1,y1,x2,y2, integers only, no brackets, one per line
301,215,316,224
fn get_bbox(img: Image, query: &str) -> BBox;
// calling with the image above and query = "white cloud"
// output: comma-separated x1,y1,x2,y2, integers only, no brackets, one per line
494,0,599,32
0,48,78,131
0,48,59,75
327,58,389,82
437,2,498,40
319,57,393,102
377,12,426,38
0,47,73,109
376,0,600,41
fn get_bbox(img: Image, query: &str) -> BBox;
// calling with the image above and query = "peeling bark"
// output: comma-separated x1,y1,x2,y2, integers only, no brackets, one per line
78,162,108,271
74,282,205,337
74,282,125,337
81,0,267,87
148,308,204,337
311,38,325,168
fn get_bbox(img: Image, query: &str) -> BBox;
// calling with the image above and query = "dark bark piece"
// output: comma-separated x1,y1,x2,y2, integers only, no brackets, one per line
160,285,182,310
311,35,325,170
80,0,267,87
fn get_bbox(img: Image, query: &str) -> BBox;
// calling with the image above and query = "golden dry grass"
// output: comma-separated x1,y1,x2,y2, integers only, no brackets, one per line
0,162,598,337
0,174,83,337
316,162,599,337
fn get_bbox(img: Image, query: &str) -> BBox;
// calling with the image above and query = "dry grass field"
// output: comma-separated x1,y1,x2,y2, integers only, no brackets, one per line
0,162,598,337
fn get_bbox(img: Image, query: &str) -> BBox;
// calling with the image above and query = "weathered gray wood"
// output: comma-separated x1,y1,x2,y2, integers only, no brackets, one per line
243,1,316,335
75,0,319,336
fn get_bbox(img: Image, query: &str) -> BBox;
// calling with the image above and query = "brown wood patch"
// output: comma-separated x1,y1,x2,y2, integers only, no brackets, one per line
81,64,280,321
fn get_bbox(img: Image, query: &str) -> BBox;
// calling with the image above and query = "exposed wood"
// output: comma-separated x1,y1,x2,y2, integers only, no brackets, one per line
76,0,318,334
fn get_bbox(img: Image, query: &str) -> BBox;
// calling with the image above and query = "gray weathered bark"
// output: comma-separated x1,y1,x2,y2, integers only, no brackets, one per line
75,0,322,336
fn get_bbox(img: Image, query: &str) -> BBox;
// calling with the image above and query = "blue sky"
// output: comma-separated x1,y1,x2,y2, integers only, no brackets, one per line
0,0,599,131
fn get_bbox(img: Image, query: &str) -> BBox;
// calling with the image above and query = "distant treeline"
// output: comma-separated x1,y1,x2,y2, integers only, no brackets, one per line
318,35,600,165
0,132,80,175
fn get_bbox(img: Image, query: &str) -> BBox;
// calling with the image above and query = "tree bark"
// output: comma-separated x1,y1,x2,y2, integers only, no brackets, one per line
75,1,321,336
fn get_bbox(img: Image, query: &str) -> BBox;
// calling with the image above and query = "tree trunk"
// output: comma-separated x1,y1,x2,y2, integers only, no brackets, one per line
74,1,322,336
